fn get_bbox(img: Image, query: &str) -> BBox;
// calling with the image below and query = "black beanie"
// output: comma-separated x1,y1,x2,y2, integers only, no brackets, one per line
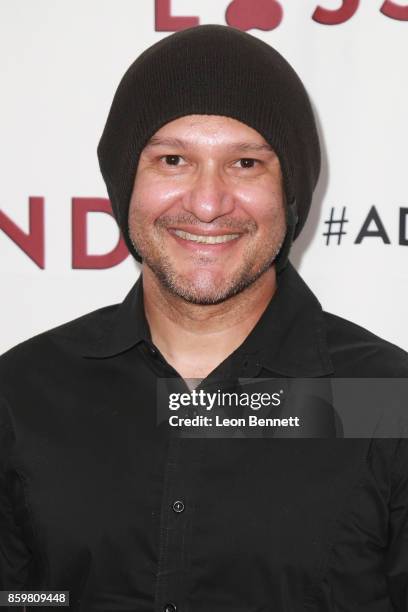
97,24,320,271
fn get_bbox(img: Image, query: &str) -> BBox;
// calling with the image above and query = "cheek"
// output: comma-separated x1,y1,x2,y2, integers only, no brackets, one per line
237,184,285,231
130,174,183,221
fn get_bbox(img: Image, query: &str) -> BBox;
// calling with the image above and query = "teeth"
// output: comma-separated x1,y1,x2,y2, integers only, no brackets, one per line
173,230,240,244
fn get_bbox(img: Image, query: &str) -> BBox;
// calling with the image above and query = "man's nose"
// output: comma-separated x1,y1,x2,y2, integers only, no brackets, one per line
182,166,235,222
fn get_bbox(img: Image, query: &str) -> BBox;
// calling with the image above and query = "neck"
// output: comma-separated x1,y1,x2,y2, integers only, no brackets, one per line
142,265,277,380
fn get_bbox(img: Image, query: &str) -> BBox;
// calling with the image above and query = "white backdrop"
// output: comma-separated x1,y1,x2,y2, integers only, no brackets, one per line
1,0,407,355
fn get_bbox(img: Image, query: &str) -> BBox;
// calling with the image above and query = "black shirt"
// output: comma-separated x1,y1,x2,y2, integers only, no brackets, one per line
1,261,408,611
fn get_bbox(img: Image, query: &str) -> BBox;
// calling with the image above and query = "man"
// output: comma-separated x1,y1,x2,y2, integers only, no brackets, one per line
1,24,408,612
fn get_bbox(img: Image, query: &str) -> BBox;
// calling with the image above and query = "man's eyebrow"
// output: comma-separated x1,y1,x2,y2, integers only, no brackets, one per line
144,137,275,153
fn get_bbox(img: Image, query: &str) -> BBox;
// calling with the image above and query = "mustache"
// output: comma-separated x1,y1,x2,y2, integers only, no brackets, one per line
155,214,257,233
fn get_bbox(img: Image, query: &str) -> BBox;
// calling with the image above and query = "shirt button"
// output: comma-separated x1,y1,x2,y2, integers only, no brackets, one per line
163,604,177,612
148,344,157,357
172,500,185,513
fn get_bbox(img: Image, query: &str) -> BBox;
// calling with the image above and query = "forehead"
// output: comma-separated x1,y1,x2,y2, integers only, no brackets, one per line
143,114,273,152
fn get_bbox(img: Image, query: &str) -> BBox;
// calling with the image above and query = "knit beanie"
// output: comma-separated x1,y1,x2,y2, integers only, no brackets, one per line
97,24,321,272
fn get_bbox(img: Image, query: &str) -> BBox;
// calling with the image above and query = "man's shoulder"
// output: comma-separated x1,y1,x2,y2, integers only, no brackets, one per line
322,310,408,376
0,302,120,373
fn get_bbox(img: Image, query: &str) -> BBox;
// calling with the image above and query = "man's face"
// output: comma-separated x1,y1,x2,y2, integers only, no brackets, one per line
128,114,286,305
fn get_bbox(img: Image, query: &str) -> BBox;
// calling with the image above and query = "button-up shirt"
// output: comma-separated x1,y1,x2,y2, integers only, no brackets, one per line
1,261,408,611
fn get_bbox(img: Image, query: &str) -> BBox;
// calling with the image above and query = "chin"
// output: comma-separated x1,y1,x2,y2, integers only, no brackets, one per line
159,268,231,303
172,287,232,306
178,276,226,298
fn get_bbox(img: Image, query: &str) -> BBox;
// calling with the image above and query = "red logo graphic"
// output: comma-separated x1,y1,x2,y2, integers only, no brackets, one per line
0,197,44,268
313,0,408,24
155,0,199,31
72,198,128,269
312,0,359,25
154,0,408,32
0,198,129,270
225,0,283,32
380,0,408,20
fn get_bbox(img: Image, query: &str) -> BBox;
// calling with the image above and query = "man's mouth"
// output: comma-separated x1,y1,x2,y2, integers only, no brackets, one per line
172,229,241,244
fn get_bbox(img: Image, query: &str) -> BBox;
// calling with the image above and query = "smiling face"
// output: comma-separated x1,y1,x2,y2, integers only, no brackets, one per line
128,114,286,305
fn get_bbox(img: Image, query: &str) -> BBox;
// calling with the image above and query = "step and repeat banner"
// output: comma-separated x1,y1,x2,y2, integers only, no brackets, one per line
1,0,407,354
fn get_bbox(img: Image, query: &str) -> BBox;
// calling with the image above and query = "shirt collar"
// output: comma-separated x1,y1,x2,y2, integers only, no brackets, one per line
232,262,334,376
81,273,151,358
80,262,334,377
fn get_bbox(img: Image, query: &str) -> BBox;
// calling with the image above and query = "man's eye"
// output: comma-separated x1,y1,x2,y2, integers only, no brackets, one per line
235,158,259,169
161,155,185,166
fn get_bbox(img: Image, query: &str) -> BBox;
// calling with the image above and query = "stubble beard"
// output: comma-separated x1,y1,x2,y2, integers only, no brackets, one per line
128,209,286,305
